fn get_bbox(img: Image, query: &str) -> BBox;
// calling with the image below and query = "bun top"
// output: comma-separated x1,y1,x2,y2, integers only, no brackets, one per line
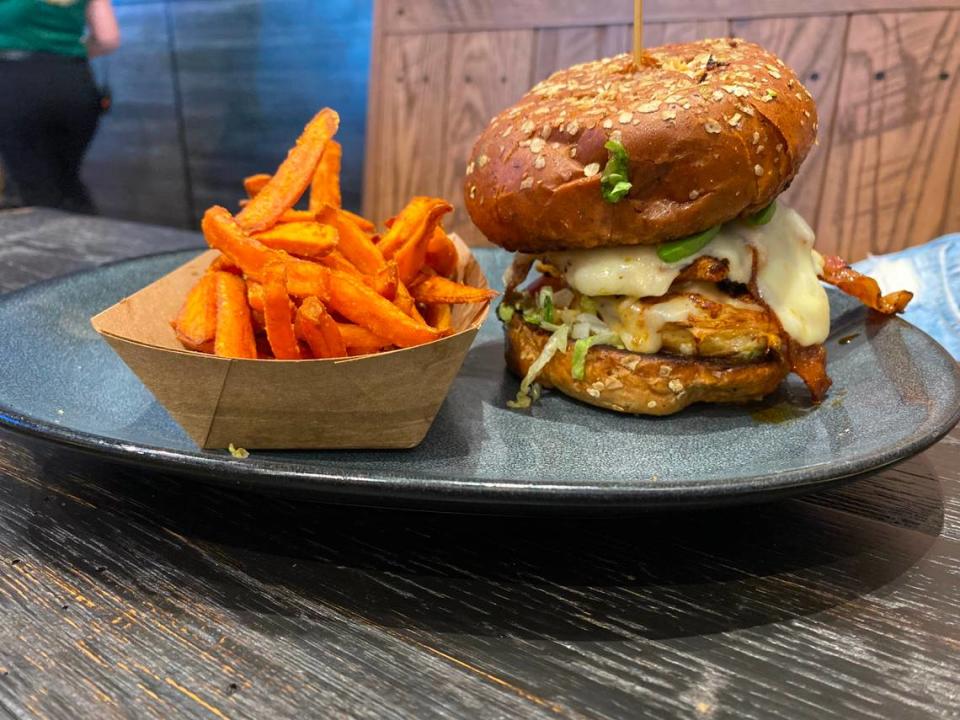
463,38,817,253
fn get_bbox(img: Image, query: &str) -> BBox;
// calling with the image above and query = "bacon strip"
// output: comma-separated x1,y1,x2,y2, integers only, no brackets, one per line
787,339,832,402
503,253,535,296
676,256,730,283
819,255,912,315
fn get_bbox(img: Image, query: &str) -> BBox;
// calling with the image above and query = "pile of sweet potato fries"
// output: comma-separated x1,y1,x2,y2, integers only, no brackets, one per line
173,108,496,360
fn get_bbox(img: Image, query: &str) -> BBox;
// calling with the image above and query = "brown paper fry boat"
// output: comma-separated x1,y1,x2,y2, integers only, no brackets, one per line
91,235,490,450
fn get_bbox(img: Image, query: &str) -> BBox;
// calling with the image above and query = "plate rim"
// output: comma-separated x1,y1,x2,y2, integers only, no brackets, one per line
0,249,958,508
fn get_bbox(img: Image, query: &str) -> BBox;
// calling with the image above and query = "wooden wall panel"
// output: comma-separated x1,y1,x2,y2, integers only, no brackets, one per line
85,2,191,228
440,31,535,244
368,1,960,257
731,16,849,225
533,21,729,85
818,11,960,259
382,0,960,34
532,26,630,84
643,21,732,45
363,33,450,224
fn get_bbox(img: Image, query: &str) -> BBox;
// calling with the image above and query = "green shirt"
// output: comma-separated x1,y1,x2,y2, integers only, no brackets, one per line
0,0,89,57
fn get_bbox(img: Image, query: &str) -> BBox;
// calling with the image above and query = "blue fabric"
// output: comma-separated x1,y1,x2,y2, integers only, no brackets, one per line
853,233,960,359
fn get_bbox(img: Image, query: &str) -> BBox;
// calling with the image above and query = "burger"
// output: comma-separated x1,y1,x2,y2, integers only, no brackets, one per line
463,38,912,414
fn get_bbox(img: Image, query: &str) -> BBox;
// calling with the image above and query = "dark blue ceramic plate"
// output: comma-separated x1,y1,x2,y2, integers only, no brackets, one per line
1,249,958,511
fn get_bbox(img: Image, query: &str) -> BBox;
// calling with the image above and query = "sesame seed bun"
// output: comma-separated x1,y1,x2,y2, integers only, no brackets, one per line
464,38,818,253
504,314,790,415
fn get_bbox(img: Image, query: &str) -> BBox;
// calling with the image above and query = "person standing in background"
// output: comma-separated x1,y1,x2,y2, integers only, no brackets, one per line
0,0,119,213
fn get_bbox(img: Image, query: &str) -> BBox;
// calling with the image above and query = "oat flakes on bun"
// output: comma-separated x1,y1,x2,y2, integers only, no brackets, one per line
463,38,913,414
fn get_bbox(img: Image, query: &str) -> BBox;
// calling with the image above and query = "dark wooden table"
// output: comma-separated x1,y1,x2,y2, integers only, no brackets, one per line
0,208,958,720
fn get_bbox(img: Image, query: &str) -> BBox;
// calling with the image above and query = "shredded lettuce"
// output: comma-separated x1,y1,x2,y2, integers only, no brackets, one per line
507,324,569,409
601,140,632,203
579,295,598,315
571,332,620,380
497,303,516,323
537,286,555,323
522,308,542,325
571,322,592,340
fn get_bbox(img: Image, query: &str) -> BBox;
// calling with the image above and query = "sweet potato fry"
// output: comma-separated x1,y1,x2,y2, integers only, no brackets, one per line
426,227,459,278
424,302,453,333
371,261,398,300
308,140,342,212
312,250,401,299
236,108,340,233
342,210,376,234
395,239,430,286
326,269,442,347
336,323,392,355
262,262,301,359
394,280,426,323
295,296,346,358
254,222,338,258
246,280,265,312
207,254,242,275
173,273,217,352
204,206,356,303
285,257,388,302
213,271,257,359
202,206,285,280
317,248,362,275
243,173,271,198
410,275,498,304
284,259,331,299
377,197,453,261
315,204,384,274
278,210,316,223
251,308,266,333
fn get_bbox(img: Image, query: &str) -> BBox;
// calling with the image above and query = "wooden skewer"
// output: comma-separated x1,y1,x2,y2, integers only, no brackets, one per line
633,0,643,66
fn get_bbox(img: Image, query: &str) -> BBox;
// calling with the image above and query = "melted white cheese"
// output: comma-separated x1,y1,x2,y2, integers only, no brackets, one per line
599,296,700,353
741,205,829,346
547,204,830,346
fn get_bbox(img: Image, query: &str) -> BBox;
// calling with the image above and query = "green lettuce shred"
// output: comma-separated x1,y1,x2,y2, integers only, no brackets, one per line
538,286,555,323
601,140,632,203
522,308,542,326
507,324,569,409
579,295,597,315
497,303,515,323
571,332,620,380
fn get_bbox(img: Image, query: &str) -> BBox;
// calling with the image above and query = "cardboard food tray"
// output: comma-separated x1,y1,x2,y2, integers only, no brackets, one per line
90,235,490,450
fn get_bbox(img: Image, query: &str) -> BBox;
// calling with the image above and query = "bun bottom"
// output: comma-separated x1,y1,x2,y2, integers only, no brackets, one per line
504,316,789,415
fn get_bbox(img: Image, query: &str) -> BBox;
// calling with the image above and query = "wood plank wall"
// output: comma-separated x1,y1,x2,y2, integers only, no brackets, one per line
364,0,960,260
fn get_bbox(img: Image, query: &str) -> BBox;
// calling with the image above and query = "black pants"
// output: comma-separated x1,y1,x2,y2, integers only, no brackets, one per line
0,54,102,213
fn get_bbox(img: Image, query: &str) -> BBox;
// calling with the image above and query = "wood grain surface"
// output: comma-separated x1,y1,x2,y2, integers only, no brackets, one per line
0,209,958,719
818,10,960,260
366,0,960,259
440,30,535,244
731,16,849,227
364,32,450,226
381,0,960,33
